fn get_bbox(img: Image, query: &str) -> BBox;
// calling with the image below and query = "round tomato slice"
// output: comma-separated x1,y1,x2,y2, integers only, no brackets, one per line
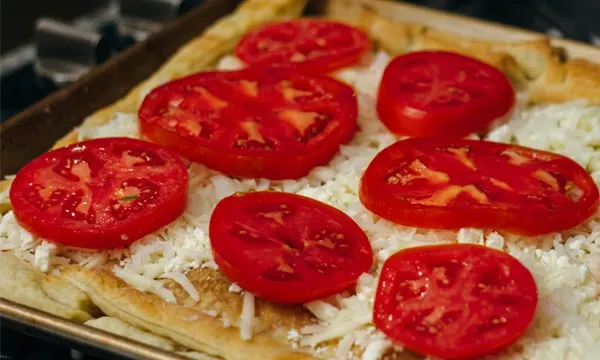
360,138,599,235
235,19,371,73
209,191,373,303
374,244,538,360
9,137,188,249
377,51,515,138
139,69,357,179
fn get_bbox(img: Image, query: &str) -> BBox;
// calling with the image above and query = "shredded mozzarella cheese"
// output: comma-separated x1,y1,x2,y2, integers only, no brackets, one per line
240,291,255,341
228,283,243,293
113,266,176,303
162,271,200,302
216,55,245,71
488,102,600,183
305,300,340,322
33,240,57,273
336,333,356,359
361,339,392,360
77,112,139,141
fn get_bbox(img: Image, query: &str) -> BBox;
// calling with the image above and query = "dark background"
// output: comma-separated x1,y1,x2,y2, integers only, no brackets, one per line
1,0,109,54
3,0,599,56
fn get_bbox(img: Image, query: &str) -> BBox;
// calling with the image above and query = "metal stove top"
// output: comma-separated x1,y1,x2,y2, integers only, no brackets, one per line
1,0,203,123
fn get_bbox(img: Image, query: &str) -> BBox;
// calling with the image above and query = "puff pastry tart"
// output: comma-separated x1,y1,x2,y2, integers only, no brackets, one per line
2,0,599,359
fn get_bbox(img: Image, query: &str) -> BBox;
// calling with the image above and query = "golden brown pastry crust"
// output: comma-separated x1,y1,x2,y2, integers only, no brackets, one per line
352,4,425,57
40,273,101,316
0,179,12,214
413,29,560,81
529,58,600,104
328,1,600,104
0,252,92,322
163,267,315,333
61,266,317,360
411,29,529,86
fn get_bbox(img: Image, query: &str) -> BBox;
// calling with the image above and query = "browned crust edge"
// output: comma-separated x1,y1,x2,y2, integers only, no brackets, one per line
61,266,317,360
327,0,600,104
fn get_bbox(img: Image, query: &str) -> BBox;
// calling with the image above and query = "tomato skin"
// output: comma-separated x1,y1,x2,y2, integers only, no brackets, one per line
10,138,188,249
374,244,538,360
139,69,358,180
360,138,599,235
209,191,373,303
236,19,371,73
377,51,515,138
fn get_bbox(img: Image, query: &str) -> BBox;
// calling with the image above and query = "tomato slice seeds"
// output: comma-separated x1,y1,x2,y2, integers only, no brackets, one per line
377,51,515,138
10,137,188,249
236,19,371,73
139,69,358,179
360,138,599,235
209,191,373,303
374,244,538,360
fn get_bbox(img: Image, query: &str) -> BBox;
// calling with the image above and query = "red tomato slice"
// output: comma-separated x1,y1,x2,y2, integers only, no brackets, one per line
209,191,373,303
360,138,599,235
377,51,515,138
235,19,371,73
374,244,538,360
9,137,188,249
139,69,357,179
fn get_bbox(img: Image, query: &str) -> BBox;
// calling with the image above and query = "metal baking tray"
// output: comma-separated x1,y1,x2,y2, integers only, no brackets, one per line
0,0,240,178
1,1,599,359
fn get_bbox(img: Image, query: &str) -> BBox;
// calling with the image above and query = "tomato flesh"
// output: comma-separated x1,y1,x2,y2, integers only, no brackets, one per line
10,137,188,249
209,191,373,303
139,69,358,179
377,51,515,138
236,19,371,73
374,244,538,360
360,138,599,235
